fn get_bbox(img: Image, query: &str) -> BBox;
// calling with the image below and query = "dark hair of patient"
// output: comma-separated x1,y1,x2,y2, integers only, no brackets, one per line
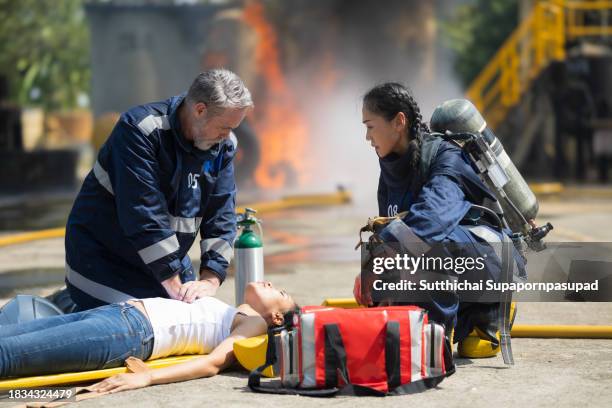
278,305,301,329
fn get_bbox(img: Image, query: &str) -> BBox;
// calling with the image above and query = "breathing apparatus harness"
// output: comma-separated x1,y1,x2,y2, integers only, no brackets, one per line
438,130,553,253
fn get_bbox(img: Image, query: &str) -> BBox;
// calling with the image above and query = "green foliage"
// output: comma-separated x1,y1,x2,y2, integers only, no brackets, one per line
0,0,90,111
443,0,518,88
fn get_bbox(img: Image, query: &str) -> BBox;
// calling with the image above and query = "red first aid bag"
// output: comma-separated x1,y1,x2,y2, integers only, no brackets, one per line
248,305,454,397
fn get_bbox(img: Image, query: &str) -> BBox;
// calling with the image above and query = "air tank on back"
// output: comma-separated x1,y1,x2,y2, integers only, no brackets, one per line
430,99,539,233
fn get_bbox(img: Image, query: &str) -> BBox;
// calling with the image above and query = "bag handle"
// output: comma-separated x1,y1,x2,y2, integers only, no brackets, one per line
385,321,401,389
323,323,350,388
388,335,456,395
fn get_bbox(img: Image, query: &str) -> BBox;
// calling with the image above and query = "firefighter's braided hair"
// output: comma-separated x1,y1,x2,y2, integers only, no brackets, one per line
363,82,430,193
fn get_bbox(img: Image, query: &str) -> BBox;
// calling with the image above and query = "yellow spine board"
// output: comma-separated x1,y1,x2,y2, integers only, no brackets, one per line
0,355,203,389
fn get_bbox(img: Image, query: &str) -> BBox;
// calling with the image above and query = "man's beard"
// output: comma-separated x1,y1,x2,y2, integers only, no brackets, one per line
194,138,220,151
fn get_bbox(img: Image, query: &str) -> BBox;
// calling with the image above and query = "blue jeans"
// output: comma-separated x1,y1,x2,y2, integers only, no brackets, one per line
0,303,153,378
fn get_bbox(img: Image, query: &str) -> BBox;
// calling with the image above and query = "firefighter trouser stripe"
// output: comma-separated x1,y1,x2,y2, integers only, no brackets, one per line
65,263,133,304
201,238,234,263
93,160,114,195
467,225,502,260
466,225,520,280
138,235,180,264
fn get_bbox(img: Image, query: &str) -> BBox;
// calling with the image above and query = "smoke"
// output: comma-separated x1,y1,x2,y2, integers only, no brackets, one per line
292,73,380,210
270,0,463,210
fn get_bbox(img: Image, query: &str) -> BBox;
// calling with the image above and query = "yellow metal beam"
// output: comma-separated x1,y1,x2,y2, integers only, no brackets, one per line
566,1,612,10
466,0,612,129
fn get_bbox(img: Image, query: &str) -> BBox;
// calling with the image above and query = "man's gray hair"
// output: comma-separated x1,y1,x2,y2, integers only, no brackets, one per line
186,69,253,113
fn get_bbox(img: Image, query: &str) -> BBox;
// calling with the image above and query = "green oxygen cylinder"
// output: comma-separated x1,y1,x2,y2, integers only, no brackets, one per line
234,208,264,306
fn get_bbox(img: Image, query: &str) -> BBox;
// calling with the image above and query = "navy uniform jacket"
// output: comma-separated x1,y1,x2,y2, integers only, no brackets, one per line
65,94,237,309
378,136,495,235
377,134,525,339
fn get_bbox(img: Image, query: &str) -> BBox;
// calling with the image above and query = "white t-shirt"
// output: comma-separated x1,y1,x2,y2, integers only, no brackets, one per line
141,296,239,360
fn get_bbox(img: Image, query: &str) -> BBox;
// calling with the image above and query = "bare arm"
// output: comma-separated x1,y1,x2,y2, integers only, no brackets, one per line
90,315,267,393
150,315,265,384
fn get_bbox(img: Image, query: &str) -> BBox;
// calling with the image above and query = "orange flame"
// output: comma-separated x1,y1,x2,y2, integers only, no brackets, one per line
242,0,310,189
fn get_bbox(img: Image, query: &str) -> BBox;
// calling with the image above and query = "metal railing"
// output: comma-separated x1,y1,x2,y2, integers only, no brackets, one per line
466,0,612,129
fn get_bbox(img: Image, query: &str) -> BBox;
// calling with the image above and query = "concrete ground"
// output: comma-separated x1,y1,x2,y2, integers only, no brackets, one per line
0,188,611,407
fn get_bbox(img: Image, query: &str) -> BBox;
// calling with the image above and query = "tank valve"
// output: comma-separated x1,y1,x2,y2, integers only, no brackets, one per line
527,222,554,251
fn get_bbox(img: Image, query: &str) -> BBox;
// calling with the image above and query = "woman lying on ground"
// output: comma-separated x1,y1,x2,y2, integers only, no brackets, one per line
0,281,296,393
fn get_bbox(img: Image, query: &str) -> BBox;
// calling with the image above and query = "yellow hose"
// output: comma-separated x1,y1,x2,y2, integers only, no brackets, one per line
321,298,363,309
0,190,352,248
321,298,612,339
0,228,65,248
235,189,351,214
528,182,564,195
511,324,612,339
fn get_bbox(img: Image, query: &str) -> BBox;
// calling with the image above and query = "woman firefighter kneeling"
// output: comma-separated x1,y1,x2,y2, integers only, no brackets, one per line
355,82,527,358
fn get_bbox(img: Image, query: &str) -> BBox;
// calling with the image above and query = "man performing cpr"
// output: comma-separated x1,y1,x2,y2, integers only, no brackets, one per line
64,69,253,310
